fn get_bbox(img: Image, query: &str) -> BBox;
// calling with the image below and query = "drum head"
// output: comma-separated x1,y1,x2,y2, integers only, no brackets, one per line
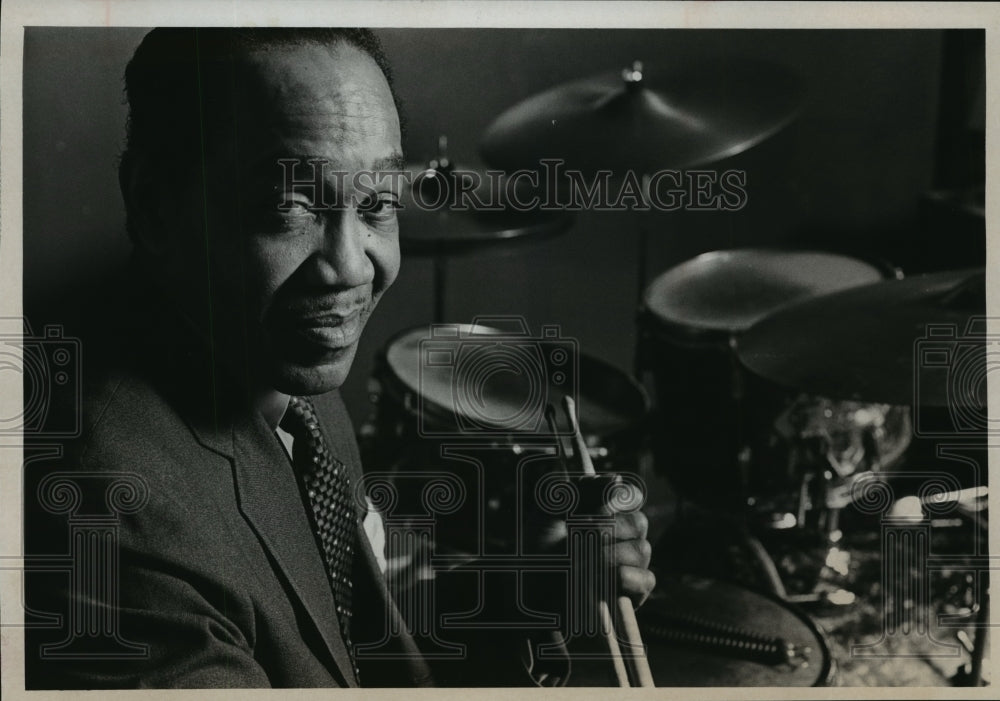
642,249,883,342
570,574,833,686
383,324,646,436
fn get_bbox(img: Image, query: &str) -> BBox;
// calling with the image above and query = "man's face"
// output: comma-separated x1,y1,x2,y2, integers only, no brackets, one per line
172,42,403,395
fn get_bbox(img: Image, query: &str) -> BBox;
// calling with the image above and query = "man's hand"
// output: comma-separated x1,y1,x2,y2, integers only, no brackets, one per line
531,474,656,609
603,495,656,609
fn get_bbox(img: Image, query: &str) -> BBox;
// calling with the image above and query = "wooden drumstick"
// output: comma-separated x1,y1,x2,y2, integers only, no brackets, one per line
599,597,630,687
561,395,597,476
547,403,628,686
562,396,655,688
615,596,655,687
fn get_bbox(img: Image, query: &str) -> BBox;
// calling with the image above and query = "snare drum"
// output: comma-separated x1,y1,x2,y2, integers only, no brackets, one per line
363,323,649,550
568,574,835,686
637,249,884,507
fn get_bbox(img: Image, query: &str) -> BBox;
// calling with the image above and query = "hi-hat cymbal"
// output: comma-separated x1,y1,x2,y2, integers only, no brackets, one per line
398,161,572,256
480,58,803,176
738,268,988,407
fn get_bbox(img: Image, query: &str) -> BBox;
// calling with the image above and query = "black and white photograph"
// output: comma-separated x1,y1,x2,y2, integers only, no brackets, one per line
0,0,994,694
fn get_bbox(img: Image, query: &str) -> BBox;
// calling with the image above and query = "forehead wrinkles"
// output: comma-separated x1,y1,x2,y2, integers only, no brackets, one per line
237,44,397,140
272,92,390,141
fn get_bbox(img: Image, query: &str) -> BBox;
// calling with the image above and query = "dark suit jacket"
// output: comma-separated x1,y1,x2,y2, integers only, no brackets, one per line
24,280,434,688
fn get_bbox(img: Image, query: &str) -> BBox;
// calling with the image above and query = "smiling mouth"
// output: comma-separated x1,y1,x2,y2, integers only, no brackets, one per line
286,307,366,350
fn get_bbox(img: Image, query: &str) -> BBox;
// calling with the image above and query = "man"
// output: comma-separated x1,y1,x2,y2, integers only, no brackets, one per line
24,27,654,688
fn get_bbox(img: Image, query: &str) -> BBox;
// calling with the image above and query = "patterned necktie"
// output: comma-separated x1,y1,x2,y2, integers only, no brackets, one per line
281,396,359,682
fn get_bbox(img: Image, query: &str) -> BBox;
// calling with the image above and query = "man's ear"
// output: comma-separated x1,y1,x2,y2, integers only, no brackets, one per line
119,151,175,257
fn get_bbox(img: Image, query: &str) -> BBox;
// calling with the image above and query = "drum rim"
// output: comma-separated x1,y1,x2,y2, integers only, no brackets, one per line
376,324,460,428
744,579,836,687
648,573,836,687
377,323,651,433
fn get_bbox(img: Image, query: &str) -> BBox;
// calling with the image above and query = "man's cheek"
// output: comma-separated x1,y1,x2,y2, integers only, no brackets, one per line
375,241,402,293
247,242,304,297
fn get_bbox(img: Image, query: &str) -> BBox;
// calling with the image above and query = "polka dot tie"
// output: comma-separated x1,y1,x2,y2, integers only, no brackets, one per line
281,396,359,683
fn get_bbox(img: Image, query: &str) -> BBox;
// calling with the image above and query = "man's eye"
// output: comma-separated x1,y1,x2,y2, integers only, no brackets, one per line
276,197,314,216
359,193,400,224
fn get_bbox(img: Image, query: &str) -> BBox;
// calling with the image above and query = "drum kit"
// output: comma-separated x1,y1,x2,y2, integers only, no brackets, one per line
362,56,989,687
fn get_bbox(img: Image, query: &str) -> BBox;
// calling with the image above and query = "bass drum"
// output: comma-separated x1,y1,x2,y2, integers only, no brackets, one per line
569,574,835,686
362,323,650,552
636,248,886,509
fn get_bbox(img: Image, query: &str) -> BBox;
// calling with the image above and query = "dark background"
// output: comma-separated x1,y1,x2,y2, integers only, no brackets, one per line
22,27,985,425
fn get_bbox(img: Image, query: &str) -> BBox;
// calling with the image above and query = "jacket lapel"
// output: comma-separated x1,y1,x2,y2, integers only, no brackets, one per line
310,393,434,686
176,361,427,688
184,397,358,687
229,408,359,687
137,290,365,686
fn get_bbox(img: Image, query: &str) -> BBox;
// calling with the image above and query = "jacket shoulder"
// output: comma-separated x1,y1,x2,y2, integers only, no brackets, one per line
75,366,198,473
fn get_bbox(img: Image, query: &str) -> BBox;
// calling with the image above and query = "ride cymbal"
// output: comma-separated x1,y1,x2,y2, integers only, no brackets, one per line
738,268,987,407
480,58,803,175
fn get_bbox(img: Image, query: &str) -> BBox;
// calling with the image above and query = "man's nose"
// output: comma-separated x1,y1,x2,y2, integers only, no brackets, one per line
313,212,374,289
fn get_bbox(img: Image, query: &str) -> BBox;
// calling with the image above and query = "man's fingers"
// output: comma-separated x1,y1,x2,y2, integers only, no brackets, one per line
618,565,656,609
602,510,649,540
604,538,652,569
599,482,646,517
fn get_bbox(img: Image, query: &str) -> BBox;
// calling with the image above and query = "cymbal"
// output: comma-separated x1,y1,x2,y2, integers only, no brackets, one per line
738,268,987,407
642,249,884,341
398,161,572,256
480,58,802,175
